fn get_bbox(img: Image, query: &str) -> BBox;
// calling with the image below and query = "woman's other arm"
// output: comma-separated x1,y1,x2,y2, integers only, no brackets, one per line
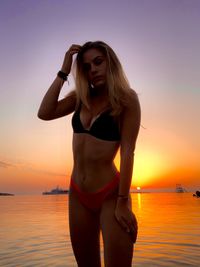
118,91,141,198
115,90,141,242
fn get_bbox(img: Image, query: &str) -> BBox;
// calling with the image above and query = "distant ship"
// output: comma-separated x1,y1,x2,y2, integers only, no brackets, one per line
175,184,186,193
43,186,69,195
0,192,14,196
193,190,200,198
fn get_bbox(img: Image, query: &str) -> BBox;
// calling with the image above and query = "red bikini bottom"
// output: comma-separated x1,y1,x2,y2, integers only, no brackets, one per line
70,173,120,212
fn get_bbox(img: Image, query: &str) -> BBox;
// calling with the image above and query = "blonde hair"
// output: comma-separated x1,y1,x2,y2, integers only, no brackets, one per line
74,41,137,115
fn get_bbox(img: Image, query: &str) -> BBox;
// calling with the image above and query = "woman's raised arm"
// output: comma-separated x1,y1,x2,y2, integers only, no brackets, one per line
37,77,76,120
37,44,81,120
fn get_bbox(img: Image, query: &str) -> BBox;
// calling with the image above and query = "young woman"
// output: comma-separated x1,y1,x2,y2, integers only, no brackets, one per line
38,41,141,267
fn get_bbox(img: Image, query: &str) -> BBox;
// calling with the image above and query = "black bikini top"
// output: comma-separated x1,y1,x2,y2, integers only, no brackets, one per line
71,105,120,141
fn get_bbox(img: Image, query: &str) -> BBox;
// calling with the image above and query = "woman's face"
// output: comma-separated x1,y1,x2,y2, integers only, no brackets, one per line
82,48,107,88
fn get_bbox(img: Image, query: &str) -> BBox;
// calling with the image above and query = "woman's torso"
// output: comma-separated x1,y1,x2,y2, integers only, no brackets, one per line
71,102,121,192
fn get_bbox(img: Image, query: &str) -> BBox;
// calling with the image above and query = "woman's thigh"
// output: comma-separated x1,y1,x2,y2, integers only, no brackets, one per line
69,189,101,267
100,194,134,267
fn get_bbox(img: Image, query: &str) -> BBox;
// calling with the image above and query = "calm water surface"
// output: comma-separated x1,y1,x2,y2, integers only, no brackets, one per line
0,193,199,266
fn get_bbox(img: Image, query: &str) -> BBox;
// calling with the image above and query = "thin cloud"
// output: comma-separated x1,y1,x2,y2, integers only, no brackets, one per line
0,158,68,177
0,159,66,177
0,161,14,168
28,167,67,177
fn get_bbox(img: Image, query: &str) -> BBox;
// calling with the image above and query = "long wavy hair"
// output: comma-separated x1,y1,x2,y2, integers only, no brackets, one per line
74,41,137,115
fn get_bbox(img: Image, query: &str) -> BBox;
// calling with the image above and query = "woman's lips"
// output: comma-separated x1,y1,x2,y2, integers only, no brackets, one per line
92,76,102,83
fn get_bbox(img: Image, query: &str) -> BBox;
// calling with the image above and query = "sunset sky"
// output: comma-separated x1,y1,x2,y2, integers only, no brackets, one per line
0,0,200,194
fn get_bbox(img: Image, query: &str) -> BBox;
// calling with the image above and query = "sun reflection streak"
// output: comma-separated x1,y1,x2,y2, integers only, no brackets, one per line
137,193,141,209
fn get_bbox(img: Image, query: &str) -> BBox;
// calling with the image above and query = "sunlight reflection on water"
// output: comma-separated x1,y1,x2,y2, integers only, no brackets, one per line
0,193,199,266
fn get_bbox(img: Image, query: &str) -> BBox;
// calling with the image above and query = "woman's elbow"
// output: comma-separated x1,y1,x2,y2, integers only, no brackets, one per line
37,110,52,121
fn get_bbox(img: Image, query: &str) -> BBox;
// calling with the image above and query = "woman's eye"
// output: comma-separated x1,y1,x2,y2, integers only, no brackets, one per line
94,58,103,65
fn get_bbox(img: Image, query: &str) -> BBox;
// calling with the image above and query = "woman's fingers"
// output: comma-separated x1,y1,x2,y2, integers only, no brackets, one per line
118,213,138,242
70,44,82,49
116,215,129,231
129,219,138,242
127,213,138,243
68,44,82,55
115,208,138,243
122,216,136,232
116,215,134,233
61,44,81,73
130,228,138,243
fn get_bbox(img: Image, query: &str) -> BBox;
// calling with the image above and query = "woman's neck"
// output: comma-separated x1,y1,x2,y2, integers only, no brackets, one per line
89,85,108,98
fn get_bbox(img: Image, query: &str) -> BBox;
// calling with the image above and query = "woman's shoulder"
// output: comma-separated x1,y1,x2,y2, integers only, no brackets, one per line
122,88,140,110
120,88,141,126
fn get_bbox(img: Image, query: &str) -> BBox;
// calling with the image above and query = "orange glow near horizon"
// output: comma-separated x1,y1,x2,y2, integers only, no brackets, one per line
114,148,200,190
1,140,200,194
1,154,199,194
114,149,170,188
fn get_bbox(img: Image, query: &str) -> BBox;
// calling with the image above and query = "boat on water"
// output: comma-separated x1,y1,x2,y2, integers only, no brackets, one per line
0,192,14,196
193,191,200,198
175,184,186,193
43,186,69,195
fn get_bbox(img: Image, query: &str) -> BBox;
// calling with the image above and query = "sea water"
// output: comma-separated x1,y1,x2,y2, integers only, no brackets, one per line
0,193,199,267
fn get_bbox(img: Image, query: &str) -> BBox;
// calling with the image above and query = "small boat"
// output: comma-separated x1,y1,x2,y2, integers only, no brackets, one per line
0,192,14,196
42,186,69,195
193,191,200,198
175,184,186,193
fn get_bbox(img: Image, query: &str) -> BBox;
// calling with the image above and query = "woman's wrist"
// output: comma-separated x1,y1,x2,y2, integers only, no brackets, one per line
118,194,129,199
57,70,68,81
117,194,129,205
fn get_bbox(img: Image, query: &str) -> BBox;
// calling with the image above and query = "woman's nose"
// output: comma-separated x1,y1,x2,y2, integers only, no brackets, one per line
90,63,97,73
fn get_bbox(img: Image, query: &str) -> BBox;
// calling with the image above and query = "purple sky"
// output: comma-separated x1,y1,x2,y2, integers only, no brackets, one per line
0,0,200,194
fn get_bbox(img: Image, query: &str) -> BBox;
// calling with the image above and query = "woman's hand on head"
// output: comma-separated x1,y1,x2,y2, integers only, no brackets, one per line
61,44,82,74
115,199,138,243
